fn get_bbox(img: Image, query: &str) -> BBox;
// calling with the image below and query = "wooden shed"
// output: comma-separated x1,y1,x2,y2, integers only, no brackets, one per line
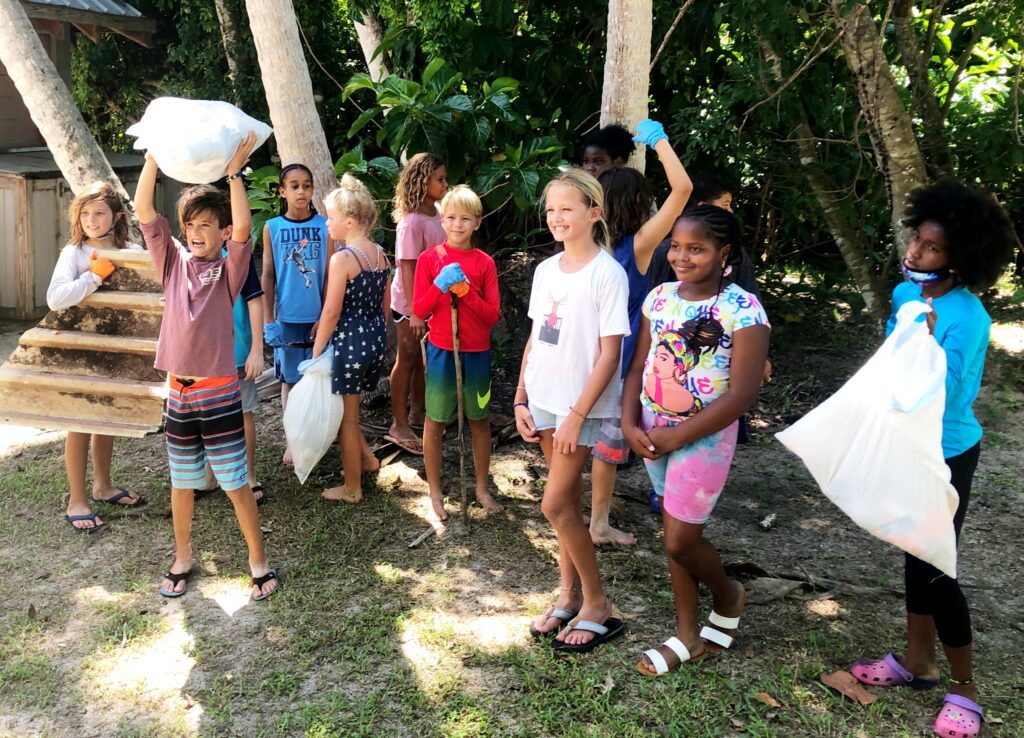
0,0,179,319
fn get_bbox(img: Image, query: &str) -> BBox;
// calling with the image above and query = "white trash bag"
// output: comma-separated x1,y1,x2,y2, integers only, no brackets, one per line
283,351,344,485
126,98,273,184
775,301,960,577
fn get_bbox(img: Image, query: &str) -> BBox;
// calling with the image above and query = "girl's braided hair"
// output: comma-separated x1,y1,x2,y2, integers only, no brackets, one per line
678,204,743,268
392,152,445,223
902,178,1019,292
599,167,653,245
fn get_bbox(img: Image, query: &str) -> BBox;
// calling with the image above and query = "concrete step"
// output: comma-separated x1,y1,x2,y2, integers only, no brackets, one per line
18,327,157,356
0,409,157,438
0,367,165,399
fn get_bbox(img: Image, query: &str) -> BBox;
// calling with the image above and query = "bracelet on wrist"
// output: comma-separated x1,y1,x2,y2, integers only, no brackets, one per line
569,405,586,420
513,401,529,410
227,171,244,182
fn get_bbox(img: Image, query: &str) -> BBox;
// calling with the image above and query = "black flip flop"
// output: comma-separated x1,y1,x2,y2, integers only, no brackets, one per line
252,484,266,506
159,569,192,598
95,489,147,507
551,617,625,654
251,568,280,601
65,512,108,534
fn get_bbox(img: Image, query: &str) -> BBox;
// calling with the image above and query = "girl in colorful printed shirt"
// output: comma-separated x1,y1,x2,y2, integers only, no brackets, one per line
45,182,146,532
849,181,1017,738
622,205,770,675
261,163,332,465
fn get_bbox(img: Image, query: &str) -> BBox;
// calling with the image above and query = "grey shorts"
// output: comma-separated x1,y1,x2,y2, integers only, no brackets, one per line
237,368,259,413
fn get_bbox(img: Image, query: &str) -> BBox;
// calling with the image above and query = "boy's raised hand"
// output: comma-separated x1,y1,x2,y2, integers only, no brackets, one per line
227,130,258,177
633,119,668,149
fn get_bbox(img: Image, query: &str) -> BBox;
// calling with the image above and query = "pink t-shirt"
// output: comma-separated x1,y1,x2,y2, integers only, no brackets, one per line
390,211,444,317
142,215,251,377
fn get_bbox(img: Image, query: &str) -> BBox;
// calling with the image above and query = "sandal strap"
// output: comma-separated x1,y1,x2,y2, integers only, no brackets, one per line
708,610,740,629
569,619,608,636
700,624,734,649
663,636,691,663
644,648,670,675
163,570,190,584
943,693,984,717
550,608,576,621
66,512,99,522
252,569,278,588
882,652,915,683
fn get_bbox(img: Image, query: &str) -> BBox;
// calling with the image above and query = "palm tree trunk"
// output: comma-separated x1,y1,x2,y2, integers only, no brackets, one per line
0,0,127,199
830,0,928,256
601,0,652,172
245,0,336,212
353,8,390,82
213,0,245,105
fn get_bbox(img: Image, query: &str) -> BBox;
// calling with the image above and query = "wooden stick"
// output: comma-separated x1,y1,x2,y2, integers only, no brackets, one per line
408,523,440,548
451,296,469,527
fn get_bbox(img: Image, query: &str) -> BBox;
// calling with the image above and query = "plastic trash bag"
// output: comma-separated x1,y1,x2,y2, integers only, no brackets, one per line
283,351,344,485
126,98,273,184
775,301,960,577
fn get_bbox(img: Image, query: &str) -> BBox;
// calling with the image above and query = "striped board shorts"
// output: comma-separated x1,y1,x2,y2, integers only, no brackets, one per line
165,375,248,492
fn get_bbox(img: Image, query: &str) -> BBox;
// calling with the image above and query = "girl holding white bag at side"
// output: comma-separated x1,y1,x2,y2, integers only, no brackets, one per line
311,175,391,504
849,180,1017,738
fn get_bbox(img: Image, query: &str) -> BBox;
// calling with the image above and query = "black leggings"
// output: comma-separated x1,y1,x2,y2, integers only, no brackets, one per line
904,441,981,649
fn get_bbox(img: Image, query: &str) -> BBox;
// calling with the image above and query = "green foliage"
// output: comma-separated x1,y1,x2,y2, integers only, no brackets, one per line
343,60,566,249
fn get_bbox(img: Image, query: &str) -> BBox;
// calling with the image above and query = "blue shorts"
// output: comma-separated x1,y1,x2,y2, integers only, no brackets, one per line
528,404,603,448
274,321,315,384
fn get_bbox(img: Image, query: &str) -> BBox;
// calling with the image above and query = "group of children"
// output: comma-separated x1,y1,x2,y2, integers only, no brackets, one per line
44,116,1017,738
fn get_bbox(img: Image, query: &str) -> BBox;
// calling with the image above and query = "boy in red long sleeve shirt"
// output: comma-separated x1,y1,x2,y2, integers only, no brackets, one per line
413,185,503,520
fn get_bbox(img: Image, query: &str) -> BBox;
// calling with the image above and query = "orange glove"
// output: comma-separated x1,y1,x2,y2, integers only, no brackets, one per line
89,251,115,281
450,281,470,298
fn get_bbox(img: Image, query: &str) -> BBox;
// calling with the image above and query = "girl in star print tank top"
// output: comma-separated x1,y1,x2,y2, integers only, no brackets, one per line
312,175,391,504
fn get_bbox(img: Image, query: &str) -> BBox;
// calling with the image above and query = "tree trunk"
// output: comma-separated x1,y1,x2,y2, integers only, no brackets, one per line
0,0,128,199
601,0,652,173
761,38,889,319
893,0,953,178
213,0,245,104
353,8,390,82
830,0,927,256
245,0,336,213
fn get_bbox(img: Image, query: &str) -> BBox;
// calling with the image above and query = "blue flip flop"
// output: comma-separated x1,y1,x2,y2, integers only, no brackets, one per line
552,617,625,654
95,489,147,507
158,569,192,598
65,512,108,534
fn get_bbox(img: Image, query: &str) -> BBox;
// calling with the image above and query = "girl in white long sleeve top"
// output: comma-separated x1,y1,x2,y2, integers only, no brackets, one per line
45,182,146,532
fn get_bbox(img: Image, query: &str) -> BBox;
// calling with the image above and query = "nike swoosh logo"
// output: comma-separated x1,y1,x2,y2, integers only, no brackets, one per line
477,386,491,409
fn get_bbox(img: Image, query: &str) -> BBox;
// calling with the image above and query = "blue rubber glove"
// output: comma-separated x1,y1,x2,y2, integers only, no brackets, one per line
633,119,668,149
434,263,468,293
263,321,284,348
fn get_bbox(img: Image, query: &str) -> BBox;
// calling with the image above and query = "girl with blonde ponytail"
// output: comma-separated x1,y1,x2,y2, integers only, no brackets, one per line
513,168,631,653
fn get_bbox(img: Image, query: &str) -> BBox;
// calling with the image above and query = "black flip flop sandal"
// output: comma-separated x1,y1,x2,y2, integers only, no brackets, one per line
193,486,221,501
159,569,192,598
65,512,108,534
551,617,626,654
252,484,266,506
251,568,280,601
95,489,148,507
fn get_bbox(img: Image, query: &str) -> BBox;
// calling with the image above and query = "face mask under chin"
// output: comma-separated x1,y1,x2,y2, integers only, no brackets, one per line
901,261,953,286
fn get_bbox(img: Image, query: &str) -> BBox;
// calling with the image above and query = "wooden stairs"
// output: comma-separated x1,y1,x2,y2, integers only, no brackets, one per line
0,248,166,438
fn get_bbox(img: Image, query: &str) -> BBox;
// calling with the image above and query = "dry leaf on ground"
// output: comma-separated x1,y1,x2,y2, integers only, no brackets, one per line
754,691,782,708
820,670,878,706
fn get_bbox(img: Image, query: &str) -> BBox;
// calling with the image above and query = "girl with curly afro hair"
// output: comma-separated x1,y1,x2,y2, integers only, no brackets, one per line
850,178,1019,738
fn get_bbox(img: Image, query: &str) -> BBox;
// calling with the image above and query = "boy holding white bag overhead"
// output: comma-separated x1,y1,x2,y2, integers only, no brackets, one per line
778,180,1018,738
135,130,279,602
